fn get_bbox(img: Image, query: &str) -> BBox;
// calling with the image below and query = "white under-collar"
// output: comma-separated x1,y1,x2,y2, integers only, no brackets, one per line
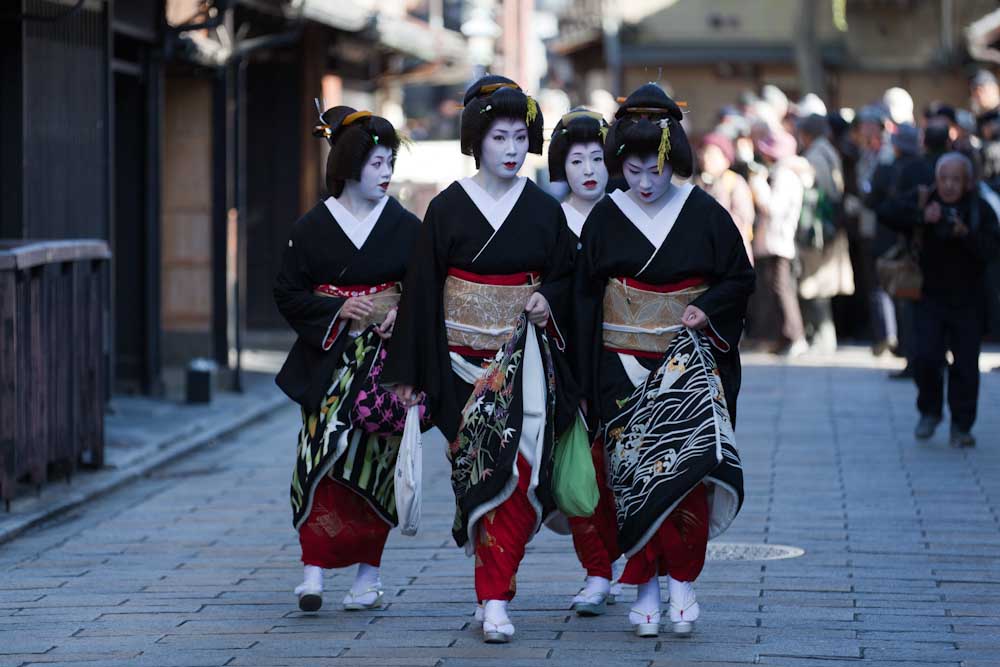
324,195,389,250
609,184,694,252
561,201,587,238
458,176,527,231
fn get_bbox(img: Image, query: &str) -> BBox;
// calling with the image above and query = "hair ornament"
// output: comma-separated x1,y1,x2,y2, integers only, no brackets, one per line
313,123,333,139
372,135,379,145
480,82,521,96
617,144,625,156
343,110,373,126
657,118,672,174
398,132,415,150
599,125,608,141
480,104,493,114
526,96,539,124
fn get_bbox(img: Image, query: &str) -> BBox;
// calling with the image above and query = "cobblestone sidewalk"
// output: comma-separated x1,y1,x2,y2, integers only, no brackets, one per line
0,358,998,666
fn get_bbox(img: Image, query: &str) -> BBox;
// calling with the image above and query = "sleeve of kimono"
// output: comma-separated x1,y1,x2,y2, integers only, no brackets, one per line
382,198,450,402
571,215,604,405
691,207,756,353
537,205,576,351
273,224,346,351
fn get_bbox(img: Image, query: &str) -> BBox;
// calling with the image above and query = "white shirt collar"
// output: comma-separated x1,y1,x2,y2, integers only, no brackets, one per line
324,195,389,250
561,201,587,238
458,176,527,231
608,183,695,252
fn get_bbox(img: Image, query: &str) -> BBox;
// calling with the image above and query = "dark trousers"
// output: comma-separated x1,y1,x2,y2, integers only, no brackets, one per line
913,298,984,431
755,256,805,344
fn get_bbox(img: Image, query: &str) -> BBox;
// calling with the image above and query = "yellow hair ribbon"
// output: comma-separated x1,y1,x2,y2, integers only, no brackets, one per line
599,125,608,141
526,96,538,124
343,110,373,126
657,121,671,174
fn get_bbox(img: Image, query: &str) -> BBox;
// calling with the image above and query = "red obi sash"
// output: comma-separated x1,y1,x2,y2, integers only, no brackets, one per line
314,280,402,350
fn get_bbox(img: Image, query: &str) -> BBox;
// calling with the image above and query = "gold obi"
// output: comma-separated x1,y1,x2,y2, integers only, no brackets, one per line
314,281,402,335
443,269,540,351
602,277,707,354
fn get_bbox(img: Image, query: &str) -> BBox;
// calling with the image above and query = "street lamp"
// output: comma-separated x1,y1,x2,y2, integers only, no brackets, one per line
461,1,501,79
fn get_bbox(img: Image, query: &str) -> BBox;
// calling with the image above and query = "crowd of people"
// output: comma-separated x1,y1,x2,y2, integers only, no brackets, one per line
690,75,1000,447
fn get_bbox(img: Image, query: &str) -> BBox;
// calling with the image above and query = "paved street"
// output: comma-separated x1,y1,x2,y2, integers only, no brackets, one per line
1,354,998,666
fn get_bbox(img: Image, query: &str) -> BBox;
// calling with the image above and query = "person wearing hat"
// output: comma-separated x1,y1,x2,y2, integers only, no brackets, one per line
697,132,755,263
274,106,425,614
572,83,752,638
384,75,578,644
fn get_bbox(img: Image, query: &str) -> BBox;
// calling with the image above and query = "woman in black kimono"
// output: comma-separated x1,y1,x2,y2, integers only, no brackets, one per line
548,108,624,614
573,84,754,637
384,75,577,643
274,106,423,614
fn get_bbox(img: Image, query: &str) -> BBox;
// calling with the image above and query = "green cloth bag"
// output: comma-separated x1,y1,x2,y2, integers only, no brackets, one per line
552,414,600,517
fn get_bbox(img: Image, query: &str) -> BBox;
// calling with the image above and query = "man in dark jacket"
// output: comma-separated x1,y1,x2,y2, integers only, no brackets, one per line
879,153,1000,447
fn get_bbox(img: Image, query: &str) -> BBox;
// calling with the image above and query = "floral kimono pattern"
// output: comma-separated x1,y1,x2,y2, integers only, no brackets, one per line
291,327,422,530
448,315,559,549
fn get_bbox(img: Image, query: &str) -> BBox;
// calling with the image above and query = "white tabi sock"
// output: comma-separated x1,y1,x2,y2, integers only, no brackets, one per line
295,565,323,594
573,576,611,604
348,563,382,604
635,577,661,614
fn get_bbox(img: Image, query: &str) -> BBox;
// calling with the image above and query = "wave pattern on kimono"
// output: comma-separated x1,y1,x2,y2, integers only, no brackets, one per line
449,314,558,552
604,328,744,558
291,328,415,530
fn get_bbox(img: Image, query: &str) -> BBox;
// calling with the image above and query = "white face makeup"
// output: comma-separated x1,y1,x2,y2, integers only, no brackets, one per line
622,155,673,204
565,141,608,201
354,145,394,202
479,118,529,180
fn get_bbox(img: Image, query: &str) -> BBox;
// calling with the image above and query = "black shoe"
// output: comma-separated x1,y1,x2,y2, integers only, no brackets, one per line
889,366,913,381
915,415,941,440
949,427,976,448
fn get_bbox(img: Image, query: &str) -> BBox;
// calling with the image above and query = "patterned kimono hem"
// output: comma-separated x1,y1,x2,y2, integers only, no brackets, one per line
458,326,548,556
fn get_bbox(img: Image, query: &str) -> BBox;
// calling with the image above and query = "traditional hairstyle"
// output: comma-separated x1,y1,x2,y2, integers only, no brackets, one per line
547,108,609,182
313,105,400,197
604,83,693,178
460,75,544,168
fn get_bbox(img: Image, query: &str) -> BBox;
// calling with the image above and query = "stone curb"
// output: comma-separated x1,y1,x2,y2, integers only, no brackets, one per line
0,391,287,546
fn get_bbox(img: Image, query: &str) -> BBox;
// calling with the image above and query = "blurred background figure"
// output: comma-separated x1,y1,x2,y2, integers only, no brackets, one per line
749,125,810,356
697,132,755,263
796,111,852,354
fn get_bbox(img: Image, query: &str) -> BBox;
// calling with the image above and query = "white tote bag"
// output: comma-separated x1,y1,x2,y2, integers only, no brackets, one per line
394,405,422,536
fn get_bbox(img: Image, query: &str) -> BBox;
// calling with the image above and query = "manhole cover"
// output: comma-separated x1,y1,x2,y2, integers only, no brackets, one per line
707,542,805,561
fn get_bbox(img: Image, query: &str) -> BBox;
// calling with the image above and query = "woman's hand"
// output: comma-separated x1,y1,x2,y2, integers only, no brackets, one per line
376,308,397,340
682,304,709,330
393,384,417,406
340,296,374,321
923,201,942,224
525,292,550,327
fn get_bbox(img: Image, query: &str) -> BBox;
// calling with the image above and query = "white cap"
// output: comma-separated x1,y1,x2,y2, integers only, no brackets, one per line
797,93,827,118
882,87,914,125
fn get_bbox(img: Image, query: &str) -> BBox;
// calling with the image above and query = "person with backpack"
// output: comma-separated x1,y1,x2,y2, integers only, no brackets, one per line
796,113,853,354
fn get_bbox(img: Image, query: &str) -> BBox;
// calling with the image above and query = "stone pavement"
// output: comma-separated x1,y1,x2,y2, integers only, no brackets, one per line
0,372,286,545
0,354,998,666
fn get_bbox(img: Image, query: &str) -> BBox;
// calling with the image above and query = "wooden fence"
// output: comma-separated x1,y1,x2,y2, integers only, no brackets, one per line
0,240,110,510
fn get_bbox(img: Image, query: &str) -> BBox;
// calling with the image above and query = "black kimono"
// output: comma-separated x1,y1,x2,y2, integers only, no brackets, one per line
573,185,754,561
383,177,578,551
275,196,421,532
